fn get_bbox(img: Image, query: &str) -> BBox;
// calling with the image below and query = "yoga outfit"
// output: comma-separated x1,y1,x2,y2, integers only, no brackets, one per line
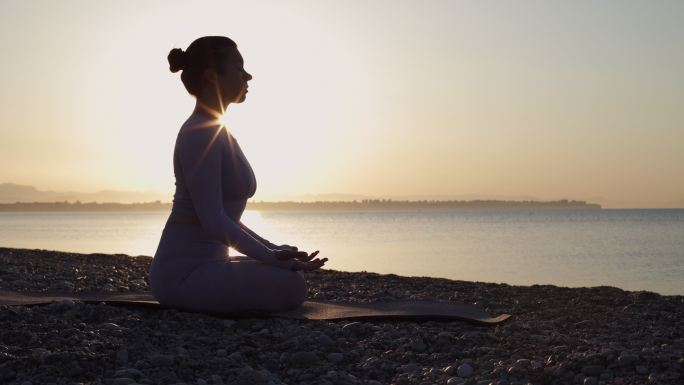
149,113,306,313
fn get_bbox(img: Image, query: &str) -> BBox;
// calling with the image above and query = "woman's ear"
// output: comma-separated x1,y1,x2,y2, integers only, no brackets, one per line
201,67,218,85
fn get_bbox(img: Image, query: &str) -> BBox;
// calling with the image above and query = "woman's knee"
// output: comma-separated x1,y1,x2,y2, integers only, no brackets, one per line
280,270,307,310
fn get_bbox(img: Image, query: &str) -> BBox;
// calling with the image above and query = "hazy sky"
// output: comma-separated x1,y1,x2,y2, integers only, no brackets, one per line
1,0,682,208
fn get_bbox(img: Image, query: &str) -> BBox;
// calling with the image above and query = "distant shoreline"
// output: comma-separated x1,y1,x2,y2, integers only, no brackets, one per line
0,199,601,212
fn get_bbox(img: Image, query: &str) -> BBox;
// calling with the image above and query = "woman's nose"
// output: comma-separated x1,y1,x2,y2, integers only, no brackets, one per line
245,71,253,81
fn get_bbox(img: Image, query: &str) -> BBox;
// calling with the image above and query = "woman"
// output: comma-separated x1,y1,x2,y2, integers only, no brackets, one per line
149,36,327,314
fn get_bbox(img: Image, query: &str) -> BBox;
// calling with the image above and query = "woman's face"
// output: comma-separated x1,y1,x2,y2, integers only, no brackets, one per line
206,47,253,105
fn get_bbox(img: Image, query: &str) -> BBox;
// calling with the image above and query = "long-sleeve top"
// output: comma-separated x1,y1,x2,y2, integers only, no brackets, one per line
169,113,293,270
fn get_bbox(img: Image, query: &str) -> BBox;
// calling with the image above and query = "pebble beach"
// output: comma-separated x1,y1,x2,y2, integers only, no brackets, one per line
0,246,682,385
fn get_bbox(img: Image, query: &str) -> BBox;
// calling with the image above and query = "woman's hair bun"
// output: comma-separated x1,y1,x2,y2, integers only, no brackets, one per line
168,48,187,73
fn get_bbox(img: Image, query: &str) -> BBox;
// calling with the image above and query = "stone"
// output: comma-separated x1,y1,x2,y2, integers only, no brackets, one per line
636,365,649,374
289,351,318,367
341,322,366,335
221,320,236,328
100,322,122,331
312,331,334,346
457,363,473,378
583,377,598,385
443,365,457,375
112,378,135,385
581,365,604,377
150,354,175,367
115,368,143,378
57,280,75,291
437,331,453,339
398,363,420,373
58,299,76,308
102,283,117,291
327,353,344,364
410,338,427,352
618,353,639,366
116,349,129,367
446,377,465,385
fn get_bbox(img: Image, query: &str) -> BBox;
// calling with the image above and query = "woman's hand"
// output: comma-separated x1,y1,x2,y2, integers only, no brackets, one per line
276,244,299,252
273,249,327,271
274,249,320,262
291,257,328,271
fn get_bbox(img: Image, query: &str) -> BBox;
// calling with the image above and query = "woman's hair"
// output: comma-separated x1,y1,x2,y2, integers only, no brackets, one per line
168,36,237,96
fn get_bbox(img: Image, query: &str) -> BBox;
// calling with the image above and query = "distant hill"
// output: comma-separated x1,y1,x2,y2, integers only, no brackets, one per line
0,183,170,204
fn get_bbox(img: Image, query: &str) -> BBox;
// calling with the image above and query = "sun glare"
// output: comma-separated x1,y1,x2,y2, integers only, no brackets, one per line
219,112,230,129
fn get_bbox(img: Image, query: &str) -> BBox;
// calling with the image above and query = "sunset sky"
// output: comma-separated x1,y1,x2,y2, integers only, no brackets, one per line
1,0,682,208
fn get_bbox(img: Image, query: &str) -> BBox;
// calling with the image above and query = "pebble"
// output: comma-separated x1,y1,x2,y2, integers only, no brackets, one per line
58,299,76,309
115,368,143,378
636,365,649,374
443,365,457,375
150,354,175,367
221,320,236,328
410,338,427,352
289,351,318,367
436,331,453,340
618,353,639,366
312,331,334,346
102,283,117,291
581,365,604,376
457,363,473,378
100,322,122,331
112,378,135,385
341,321,366,335
2,247,683,385
116,349,129,366
446,377,466,385
327,353,344,364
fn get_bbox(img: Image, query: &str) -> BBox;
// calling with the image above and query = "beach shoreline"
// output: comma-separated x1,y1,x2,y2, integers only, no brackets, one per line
0,246,682,385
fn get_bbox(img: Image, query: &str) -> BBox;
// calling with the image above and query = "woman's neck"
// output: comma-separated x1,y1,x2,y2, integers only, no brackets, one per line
192,98,228,120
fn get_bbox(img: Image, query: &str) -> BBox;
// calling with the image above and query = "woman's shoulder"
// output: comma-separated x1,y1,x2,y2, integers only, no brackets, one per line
177,115,227,141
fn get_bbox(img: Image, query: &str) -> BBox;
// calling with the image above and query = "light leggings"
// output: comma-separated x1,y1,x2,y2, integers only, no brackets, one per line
149,222,307,314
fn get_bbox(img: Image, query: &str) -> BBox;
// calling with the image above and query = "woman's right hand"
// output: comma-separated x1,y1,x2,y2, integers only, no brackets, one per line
274,249,327,271
290,257,328,271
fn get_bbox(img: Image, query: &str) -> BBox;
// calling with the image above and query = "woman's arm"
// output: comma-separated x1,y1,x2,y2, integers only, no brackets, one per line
239,221,278,249
178,126,293,270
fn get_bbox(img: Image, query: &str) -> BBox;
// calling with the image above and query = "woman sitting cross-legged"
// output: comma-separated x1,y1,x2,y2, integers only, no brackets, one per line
149,36,328,314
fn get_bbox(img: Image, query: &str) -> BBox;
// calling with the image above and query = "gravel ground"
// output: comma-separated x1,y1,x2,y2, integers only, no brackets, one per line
0,246,682,385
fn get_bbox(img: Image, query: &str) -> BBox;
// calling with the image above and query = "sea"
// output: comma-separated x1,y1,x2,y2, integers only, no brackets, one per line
1,209,682,295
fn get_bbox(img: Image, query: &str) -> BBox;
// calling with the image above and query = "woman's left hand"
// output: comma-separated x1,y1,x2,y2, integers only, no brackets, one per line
274,249,320,262
276,244,299,252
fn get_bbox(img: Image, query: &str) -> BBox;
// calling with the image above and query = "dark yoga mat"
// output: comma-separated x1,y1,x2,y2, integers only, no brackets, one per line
0,289,511,325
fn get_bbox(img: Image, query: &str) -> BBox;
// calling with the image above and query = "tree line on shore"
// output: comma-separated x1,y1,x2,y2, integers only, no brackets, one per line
0,199,601,211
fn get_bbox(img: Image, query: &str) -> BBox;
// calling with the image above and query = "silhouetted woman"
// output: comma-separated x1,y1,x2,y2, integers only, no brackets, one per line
149,36,327,314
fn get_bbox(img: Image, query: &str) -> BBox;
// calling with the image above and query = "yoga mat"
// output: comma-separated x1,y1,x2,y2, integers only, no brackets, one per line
0,289,510,325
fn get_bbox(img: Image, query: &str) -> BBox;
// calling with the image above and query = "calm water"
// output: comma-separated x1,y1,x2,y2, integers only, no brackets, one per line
1,209,682,295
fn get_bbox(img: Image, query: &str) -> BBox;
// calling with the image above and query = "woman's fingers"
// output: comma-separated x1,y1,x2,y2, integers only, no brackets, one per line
296,250,320,262
293,257,328,271
274,250,298,261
